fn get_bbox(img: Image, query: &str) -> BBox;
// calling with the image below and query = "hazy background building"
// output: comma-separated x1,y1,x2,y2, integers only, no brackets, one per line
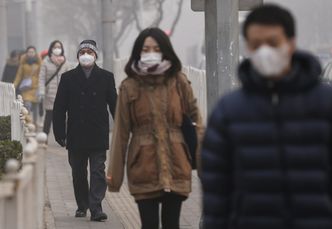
1,0,332,76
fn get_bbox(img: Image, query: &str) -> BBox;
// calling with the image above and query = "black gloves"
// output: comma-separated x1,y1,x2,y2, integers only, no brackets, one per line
56,138,66,147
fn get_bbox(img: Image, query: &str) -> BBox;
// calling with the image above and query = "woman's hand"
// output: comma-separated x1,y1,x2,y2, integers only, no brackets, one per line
106,175,112,184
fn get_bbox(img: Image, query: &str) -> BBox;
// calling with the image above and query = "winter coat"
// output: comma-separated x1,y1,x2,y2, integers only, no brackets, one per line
53,64,117,152
1,59,20,83
13,54,41,103
107,73,204,200
201,51,332,229
38,56,71,110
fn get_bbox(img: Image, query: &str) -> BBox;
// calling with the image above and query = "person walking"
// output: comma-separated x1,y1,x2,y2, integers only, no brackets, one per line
53,40,117,221
38,40,71,141
1,50,23,83
107,28,204,229
201,4,332,229
13,46,41,124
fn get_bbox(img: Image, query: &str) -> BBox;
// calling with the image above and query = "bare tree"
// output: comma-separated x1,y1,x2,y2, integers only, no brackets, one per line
168,0,184,37
113,0,184,58
39,0,105,62
151,0,166,27
112,0,136,57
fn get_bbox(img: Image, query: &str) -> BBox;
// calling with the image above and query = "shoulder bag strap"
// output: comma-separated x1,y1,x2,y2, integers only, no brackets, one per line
45,63,64,87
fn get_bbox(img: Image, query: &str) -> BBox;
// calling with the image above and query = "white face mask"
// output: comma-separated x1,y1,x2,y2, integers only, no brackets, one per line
52,48,62,56
250,44,290,78
79,53,95,67
140,52,162,66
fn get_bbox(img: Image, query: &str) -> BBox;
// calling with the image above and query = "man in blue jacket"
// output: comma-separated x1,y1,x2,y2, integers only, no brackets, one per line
202,4,332,229
53,40,117,221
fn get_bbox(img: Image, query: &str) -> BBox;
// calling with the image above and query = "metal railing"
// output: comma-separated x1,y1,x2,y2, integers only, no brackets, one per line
182,66,207,123
0,82,15,117
0,82,24,141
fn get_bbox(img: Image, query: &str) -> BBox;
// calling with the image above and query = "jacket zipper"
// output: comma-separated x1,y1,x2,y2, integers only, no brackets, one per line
271,91,292,227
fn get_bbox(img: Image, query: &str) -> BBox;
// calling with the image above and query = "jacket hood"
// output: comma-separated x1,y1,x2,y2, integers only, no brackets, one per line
20,53,42,65
238,51,322,93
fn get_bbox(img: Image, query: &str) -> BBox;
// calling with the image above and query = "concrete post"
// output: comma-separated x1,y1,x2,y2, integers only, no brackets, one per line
3,159,21,229
22,139,37,229
0,0,8,77
25,0,35,46
101,0,115,72
36,132,47,229
101,0,115,130
205,0,239,114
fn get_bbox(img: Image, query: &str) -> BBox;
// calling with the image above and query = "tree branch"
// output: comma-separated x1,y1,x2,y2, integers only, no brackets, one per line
132,0,143,32
112,1,136,57
169,0,183,37
115,13,134,44
151,0,165,27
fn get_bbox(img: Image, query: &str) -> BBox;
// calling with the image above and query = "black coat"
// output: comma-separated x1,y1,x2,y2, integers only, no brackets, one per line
1,61,19,83
53,64,117,151
202,51,332,229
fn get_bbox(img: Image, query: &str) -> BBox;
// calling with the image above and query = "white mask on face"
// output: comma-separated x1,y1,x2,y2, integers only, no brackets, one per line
140,52,162,66
79,53,95,67
52,48,62,56
250,44,290,78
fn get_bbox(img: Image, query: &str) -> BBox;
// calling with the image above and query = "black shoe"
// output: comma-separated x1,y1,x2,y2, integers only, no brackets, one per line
90,212,108,221
75,209,87,217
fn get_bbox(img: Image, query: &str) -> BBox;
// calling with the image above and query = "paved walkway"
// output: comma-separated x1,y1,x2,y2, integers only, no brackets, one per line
45,134,202,229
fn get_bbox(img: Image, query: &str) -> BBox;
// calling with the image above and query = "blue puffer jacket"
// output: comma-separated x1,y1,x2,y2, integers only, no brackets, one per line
202,51,332,229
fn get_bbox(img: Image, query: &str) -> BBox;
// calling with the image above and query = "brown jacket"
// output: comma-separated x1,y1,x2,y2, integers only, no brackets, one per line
13,54,41,103
107,73,203,200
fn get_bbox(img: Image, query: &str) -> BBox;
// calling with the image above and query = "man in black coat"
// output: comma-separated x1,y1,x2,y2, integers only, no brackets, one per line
53,40,117,221
1,50,21,83
202,4,332,229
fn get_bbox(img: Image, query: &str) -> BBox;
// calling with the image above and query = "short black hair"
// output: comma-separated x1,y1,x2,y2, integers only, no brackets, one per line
125,27,182,77
242,4,296,40
26,46,37,52
10,50,20,59
48,40,64,57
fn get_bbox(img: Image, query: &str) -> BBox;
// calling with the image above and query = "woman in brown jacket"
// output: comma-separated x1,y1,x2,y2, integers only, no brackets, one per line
107,28,203,229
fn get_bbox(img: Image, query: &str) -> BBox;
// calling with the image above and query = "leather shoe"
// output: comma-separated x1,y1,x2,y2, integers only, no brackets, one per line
90,211,108,221
75,209,87,217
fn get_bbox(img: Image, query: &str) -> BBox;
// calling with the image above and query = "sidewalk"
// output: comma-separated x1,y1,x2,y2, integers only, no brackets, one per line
45,135,202,229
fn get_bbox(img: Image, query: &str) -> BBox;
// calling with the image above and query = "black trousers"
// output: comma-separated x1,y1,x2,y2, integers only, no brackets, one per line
43,110,53,135
136,193,185,229
68,150,107,214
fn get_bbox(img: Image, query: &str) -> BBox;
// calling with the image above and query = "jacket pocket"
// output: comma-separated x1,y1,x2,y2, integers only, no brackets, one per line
127,135,159,184
169,132,192,179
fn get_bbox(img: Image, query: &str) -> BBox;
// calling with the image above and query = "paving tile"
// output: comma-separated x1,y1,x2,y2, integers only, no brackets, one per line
45,134,202,229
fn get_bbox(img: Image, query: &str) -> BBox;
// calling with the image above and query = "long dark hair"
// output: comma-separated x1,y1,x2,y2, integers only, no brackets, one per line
47,40,64,57
125,27,182,77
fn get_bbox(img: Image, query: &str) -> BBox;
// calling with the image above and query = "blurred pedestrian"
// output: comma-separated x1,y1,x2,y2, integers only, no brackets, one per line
106,28,204,229
1,50,23,83
40,49,49,61
38,40,71,142
202,4,332,229
53,40,117,221
13,46,41,124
